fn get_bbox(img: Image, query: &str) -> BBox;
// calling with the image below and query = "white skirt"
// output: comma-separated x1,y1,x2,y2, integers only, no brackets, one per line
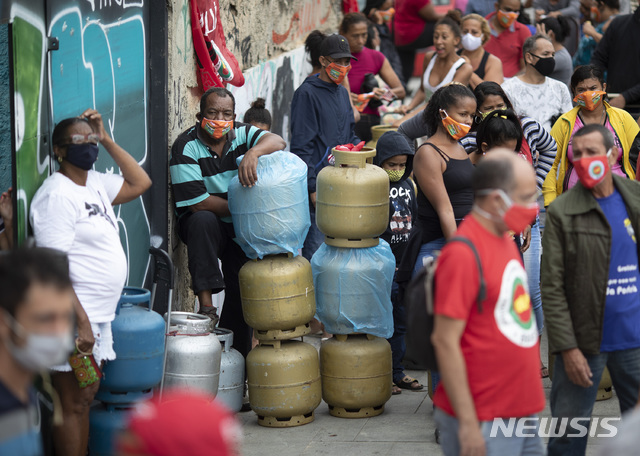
52,321,116,372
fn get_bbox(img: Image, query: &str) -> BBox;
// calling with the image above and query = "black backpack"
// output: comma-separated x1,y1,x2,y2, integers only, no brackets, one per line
404,237,487,372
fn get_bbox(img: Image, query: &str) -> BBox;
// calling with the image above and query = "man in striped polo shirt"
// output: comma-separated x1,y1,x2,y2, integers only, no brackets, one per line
169,87,285,357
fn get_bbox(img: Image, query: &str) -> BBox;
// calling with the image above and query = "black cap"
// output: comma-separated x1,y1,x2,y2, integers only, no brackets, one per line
319,34,358,61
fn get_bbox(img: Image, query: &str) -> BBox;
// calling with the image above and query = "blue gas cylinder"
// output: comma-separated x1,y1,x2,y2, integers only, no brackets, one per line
96,287,165,403
89,402,133,456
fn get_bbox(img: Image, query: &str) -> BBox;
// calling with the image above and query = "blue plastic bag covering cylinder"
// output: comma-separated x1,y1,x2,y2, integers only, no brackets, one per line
311,240,395,338
96,287,165,404
228,151,311,259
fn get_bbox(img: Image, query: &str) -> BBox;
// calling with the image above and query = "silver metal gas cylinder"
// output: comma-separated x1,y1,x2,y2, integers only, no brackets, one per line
215,328,245,412
163,312,222,397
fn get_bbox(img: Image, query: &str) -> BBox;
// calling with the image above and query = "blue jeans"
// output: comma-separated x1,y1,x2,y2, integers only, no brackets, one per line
387,278,407,384
548,347,640,456
302,205,324,261
412,238,447,392
523,221,543,335
435,408,545,456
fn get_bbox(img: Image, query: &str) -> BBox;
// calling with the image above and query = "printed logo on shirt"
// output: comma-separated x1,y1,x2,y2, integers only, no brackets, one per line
494,259,538,348
388,186,413,245
624,218,636,243
85,201,116,229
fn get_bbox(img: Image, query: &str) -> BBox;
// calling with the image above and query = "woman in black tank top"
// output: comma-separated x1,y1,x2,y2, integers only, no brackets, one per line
458,14,505,89
410,84,476,277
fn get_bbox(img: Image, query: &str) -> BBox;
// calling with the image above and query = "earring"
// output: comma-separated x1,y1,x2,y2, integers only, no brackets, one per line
57,156,63,163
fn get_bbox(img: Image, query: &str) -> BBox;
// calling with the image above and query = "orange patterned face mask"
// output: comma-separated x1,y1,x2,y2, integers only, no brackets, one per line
325,62,351,84
201,118,233,139
497,9,519,28
573,90,606,111
378,8,395,23
440,109,471,140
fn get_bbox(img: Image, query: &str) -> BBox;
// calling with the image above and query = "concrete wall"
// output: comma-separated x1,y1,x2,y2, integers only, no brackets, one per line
167,0,342,311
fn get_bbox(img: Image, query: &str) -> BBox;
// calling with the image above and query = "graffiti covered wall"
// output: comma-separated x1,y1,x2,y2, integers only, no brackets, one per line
10,2,50,244
228,46,311,143
4,0,167,289
46,0,157,287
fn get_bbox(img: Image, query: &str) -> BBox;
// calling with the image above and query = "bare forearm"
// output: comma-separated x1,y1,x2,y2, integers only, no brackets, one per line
102,136,151,192
438,207,458,239
251,134,286,157
434,339,479,426
190,195,230,217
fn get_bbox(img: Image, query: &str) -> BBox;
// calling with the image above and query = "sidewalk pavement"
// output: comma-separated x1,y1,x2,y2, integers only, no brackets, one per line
239,332,622,456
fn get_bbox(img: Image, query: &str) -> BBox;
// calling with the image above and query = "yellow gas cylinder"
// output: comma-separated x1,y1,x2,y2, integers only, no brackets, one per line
246,340,321,427
316,148,389,248
239,254,315,340
548,354,612,401
320,333,392,418
365,125,397,149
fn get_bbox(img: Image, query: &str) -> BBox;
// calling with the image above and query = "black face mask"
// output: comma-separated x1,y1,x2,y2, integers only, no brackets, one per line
65,143,99,170
530,54,555,77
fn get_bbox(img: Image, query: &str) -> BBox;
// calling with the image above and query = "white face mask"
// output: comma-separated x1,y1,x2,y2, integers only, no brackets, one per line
3,312,74,372
461,33,483,52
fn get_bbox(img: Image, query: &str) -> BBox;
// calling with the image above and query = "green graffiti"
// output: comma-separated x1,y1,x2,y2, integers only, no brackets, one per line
12,16,48,244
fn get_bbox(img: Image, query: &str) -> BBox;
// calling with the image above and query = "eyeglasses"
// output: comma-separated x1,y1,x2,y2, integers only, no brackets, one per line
61,134,101,145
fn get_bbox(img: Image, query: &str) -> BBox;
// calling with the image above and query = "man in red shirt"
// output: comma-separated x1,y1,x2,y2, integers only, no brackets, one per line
484,0,532,78
432,150,545,455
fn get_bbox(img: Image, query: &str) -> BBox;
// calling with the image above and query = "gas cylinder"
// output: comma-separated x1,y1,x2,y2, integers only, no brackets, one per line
365,125,397,149
163,312,222,397
316,147,389,248
228,150,310,259
239,254,315,340
320,333,392,418
97,287,165,404
311,240,395,338
246,339,321,427
89,402,133,456
215,328,245,412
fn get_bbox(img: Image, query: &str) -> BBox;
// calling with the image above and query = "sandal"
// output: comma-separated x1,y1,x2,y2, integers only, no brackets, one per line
392,385,403,395
395,376,424,391
541,366,549,378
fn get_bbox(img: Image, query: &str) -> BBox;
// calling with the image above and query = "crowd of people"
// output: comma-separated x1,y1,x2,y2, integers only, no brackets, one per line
1,0,640,455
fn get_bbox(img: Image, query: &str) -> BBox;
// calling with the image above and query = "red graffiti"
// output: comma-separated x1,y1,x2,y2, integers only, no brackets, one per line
272,0,332,45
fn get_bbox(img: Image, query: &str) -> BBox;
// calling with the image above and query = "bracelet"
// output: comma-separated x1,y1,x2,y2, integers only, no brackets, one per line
75,338,93,356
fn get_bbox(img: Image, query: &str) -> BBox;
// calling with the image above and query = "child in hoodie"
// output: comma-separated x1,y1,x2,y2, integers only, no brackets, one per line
374,131,422,394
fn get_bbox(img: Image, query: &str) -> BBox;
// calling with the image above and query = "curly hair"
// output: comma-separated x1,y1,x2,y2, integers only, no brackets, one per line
423,83,476,136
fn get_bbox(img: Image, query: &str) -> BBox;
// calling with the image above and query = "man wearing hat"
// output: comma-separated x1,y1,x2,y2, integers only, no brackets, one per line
290,34,360,260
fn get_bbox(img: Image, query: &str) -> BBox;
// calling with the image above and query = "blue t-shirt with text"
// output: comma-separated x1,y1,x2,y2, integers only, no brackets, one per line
597,189,640,352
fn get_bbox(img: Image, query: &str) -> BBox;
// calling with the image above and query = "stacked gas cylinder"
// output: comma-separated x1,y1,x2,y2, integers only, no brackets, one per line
90,288,165,456
228,151,321,428
312,147,396,418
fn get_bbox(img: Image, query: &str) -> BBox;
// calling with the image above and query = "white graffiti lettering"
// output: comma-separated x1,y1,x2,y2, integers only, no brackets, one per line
85,0,144,12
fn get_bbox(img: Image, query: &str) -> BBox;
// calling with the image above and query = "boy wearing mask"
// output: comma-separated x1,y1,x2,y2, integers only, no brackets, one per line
373,131,422,393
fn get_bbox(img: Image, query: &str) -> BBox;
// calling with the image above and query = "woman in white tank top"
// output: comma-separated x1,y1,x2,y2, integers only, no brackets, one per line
394,12,473,126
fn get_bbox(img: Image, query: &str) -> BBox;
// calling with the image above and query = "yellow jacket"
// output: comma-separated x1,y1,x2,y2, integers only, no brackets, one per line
543,102,639,206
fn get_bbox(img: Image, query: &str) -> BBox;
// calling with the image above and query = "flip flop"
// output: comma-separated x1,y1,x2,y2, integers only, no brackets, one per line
395,376,424,391
392,385,402,395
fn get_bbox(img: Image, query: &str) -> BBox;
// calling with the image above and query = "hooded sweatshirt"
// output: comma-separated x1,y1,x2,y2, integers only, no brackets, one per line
290,74,359,194
373,131,417,263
